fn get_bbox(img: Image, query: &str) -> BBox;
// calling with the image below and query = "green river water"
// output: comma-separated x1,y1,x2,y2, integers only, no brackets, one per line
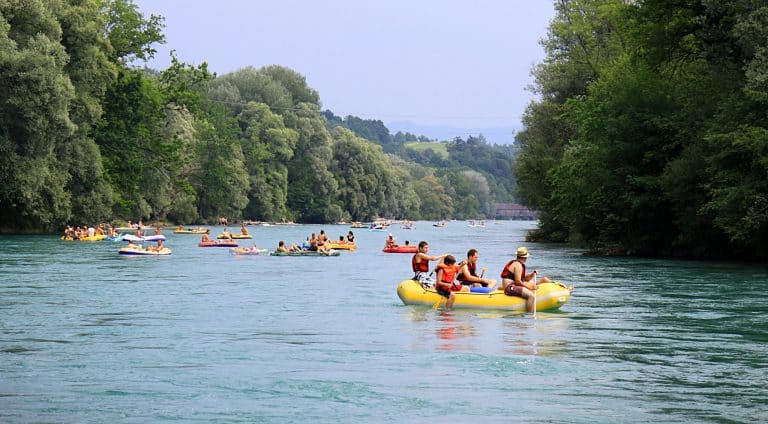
1,221,766,423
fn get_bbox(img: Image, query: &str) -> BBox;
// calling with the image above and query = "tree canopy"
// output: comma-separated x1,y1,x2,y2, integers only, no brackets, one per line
514,0,768,260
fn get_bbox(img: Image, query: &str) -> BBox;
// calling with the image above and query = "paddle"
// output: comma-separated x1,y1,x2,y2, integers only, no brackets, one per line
533,272,538,319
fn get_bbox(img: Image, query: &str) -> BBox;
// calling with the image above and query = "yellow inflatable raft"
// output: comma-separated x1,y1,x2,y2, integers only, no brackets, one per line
326,243,356,251
396,279,571,312
60,234,107,241
173,228,207,234
217,234,252,239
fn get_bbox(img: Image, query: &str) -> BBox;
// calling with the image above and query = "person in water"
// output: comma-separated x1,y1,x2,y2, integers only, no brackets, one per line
501,246,551,312
457,248,497,289
411,241,448,283
435,255,466,309
201,229,212,242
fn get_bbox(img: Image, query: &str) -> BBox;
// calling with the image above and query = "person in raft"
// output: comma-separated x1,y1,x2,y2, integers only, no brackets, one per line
457,248,498,290
500,246,551,312
384,233,397,249
221,227,234,240
277,240,298,252
146,239,164,252
346,231,355,244
411,241,448,284
240,224,249,236
435,255,467,309
201,229,212,243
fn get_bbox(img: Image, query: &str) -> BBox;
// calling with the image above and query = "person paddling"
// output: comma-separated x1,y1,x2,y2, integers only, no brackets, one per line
501,247,550,312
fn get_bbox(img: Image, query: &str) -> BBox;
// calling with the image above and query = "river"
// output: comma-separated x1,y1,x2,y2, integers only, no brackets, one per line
1,221,766,423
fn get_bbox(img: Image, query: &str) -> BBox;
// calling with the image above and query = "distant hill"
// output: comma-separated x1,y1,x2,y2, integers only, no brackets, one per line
386,121,521,144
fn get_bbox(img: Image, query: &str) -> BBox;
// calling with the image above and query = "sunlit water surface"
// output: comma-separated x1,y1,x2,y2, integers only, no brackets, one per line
1,221,766,423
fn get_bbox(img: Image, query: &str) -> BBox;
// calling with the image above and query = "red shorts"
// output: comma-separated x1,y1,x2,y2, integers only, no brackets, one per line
505,284,525,297
436,282,461,298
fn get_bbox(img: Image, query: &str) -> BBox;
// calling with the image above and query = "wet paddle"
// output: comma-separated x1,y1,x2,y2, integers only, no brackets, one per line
533,272,538,319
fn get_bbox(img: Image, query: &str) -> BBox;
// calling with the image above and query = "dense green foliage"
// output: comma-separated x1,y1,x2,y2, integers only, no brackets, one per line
515,0,768,260
0,0,521,232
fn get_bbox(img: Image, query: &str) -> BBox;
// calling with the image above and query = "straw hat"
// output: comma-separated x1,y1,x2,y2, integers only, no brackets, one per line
516,246,530,258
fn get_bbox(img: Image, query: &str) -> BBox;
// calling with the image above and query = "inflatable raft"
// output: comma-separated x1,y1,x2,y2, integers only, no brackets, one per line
383,245,418,253
270,250,340,257
173,228,207,234
326,243,356,251
198,241,238,247
217,234,252,239
118,247,172,256
396,279,571,312
231,247,269,255
61,234,107,241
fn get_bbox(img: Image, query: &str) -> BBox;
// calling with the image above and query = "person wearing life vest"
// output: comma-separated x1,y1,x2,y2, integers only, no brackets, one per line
435,255,467,309
501,246,551,312
457,248,497,290
411,240,448,282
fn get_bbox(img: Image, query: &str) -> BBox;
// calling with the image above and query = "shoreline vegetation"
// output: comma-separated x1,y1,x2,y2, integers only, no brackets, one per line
514,1,768,262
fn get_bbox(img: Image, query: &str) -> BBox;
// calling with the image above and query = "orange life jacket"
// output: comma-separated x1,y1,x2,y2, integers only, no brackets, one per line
437,263,460,284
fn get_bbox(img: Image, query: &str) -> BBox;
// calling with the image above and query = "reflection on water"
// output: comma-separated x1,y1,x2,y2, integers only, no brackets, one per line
434,311,478,351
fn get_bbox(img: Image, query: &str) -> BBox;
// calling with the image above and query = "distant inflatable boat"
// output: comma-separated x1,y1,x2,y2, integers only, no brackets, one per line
230,247,268,255
270,250,340,257
382,246,418,253
198,241,238,247
217,234,252,239
118,247,172,256
326,243,356,251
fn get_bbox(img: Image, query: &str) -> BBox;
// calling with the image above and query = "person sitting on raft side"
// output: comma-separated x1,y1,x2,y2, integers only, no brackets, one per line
347,231,355,244
146,239,164,252
411,241,448,283
457,248,497,290
501,246,551,312
384,233,397,249
315,233,331,254
435,255,467,309
277,240,298,252
201,229,212,243
337,235,347,245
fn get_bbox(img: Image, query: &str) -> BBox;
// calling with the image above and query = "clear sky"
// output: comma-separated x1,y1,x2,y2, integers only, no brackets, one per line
131,0,555,141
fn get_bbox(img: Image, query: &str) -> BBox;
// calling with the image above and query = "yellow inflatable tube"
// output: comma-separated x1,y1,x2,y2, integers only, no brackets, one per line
60,234,107,241
396,279,571,312
326,243,356,251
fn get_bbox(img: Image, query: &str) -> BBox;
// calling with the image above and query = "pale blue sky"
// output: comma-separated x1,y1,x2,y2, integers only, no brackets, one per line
132,1,555,140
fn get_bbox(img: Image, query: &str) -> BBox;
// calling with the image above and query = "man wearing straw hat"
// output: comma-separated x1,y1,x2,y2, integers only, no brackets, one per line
500,247,551,312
